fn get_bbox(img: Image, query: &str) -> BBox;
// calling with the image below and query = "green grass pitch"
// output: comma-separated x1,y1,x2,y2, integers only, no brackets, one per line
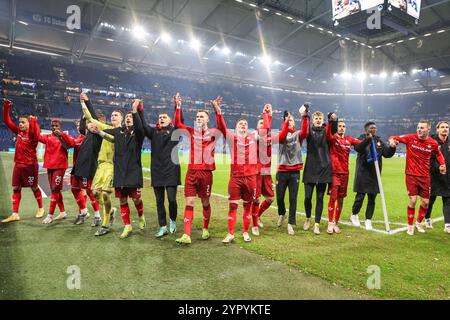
0,152,449,300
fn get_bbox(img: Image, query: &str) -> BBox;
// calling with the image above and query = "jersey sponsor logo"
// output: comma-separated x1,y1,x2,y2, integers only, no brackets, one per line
411,144,432,153
334,141,351,149
18,134,30,141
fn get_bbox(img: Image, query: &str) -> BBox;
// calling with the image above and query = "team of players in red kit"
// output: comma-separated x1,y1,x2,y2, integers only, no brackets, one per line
1,94,449,243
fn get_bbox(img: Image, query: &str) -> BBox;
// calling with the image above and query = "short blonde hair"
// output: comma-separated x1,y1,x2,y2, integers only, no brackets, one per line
419,119,431,128
313,111,324,118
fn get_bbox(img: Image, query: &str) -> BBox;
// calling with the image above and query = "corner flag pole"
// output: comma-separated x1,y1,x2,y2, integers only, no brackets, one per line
374,159,391,234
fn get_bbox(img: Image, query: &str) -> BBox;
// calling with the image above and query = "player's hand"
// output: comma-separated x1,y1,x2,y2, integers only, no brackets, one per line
299,103,309,117
263,104,273,115
138,99,144,111
53,129,62,137
366,132,373,139
388,138,398,148
87,123,99,134
327,112,337,121
173,93,182,109
3,99,12,109
80,93,88,102
132,99,141,113
211,96,223,114
439,165,446,175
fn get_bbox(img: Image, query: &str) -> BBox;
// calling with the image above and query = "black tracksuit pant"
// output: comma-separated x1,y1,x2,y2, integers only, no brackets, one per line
352,193,377,220
276,171,300,225
426,195,450,224
153,186,178,227
304,183,327,223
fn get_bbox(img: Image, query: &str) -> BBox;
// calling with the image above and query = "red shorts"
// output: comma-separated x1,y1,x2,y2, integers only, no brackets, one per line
70,175,92,190
12,163,38,188
228,175,257,202
329,174,349,198
115,187,141,199
256,174,274,198
184,170,213,198
47,168,66,192
406,175,430,199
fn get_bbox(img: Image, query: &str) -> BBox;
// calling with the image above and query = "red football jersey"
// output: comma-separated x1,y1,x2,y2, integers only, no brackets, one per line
326,123,361,174
257,112,272,175
390,134,445,178
38,133,69,169
217,114,259,177
174,107,222,171
3,101,40,165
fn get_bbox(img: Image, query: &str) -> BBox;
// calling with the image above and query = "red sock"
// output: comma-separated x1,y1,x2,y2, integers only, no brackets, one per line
228,203,238,235
72,188,87,211
417,206,427,223
202,205,211,229
407,206,415,225
120,203,131,225
183,205,194,236
49,192,59,216
12,190,21,214
251,202,259,226
335,200,342,223
135,200,144,217
33,189,43,209
86,189,100,212
243,202,252,233
258,200,271,217
328,198,336,222
57,192,65,212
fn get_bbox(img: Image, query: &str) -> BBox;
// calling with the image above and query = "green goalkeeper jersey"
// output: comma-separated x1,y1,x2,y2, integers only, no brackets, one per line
82,104,114,164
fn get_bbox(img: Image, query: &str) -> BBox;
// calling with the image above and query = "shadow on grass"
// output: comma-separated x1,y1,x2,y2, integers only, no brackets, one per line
0,155,26,299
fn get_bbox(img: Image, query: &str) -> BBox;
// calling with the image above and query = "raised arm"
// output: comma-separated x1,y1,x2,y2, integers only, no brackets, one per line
132,99,144,139
262,104,273,130
299,115,310,142
272,118,290,143
28,115,41,142
80,93,98,120
326,113,338,142
137,103,155,139
211,96,233,141
81,101,106,130
2,100,19,134
173,93,189,130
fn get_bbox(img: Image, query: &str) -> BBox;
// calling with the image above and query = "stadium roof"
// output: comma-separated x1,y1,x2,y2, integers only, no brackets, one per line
0,0,450,93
